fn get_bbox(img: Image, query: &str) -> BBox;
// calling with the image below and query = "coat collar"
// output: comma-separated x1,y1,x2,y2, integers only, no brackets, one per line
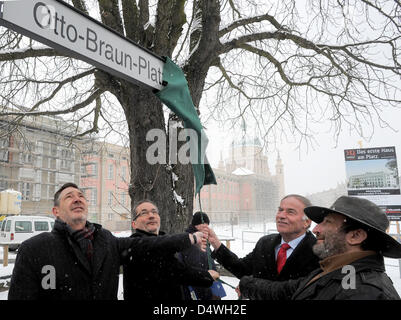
54,219,105,276
131,228,166,237
292,252,385,299
319,250,376,274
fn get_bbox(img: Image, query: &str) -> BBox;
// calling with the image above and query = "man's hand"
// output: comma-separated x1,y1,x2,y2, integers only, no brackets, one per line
192,231,207,251
235,285,241,298
206,227,222,250
208,270,220,280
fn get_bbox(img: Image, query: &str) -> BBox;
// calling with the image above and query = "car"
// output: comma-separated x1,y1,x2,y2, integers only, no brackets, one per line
0,215,55,251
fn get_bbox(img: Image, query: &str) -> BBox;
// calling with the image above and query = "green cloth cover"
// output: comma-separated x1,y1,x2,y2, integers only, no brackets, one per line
155,57,217,194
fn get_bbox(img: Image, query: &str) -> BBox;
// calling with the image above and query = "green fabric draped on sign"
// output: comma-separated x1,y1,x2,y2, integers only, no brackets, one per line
155,57,217,195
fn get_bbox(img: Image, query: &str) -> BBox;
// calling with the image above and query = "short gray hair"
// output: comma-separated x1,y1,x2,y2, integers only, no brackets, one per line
281,194,312,207
281,194,312,222
132,199,159,218
54,182,84,206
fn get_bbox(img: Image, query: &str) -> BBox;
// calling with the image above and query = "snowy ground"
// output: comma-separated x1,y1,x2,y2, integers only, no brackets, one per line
1,222,400,300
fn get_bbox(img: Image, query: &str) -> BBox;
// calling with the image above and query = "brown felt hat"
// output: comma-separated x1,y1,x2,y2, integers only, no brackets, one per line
304,196,401,258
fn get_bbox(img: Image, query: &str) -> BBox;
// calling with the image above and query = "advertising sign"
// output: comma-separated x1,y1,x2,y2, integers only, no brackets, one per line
344,146,400,196
344,146,401,221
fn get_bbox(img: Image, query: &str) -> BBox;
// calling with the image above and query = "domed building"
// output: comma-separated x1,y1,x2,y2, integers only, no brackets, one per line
194,132,285,225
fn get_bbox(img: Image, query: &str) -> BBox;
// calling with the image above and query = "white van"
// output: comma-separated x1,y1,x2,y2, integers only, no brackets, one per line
0,215,55,250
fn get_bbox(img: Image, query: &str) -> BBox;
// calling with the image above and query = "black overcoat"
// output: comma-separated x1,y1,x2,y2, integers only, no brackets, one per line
239,253,400,300
122,229,214,301
179,224,218,300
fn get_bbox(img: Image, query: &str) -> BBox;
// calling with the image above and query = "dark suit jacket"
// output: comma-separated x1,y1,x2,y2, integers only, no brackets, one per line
211,231,320,281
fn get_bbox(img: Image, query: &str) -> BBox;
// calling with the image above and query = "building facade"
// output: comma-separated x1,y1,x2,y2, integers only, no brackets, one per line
0,114,131,230
306,182,348,208
0,115,81,216
80,141,131,231
348,171,399,189
194,137,285,224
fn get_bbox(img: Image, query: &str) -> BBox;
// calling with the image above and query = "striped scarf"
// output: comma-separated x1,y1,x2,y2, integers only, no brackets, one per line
71,222,96,266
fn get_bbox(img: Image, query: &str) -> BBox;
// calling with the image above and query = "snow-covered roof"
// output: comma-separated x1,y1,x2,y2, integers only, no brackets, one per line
231,167,254,176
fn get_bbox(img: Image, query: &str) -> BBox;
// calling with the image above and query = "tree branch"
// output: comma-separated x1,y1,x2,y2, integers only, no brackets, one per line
0,47,64,62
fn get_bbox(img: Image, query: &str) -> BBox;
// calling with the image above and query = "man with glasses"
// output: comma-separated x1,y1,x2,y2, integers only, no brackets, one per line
122,199,219,300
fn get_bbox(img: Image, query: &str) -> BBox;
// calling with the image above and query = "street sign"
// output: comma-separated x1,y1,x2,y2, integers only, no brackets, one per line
0,0,164,90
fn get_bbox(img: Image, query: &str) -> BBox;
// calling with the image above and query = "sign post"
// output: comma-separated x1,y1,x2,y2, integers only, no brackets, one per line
0,0,164,90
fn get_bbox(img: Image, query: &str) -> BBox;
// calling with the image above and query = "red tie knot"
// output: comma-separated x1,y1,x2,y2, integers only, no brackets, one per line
281,243,291,251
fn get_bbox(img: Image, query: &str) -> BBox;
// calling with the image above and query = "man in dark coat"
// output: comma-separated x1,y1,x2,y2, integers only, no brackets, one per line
8,183,204,300
122,200,219,301
239,196,401,300
207,195,319,289
179,211,222,300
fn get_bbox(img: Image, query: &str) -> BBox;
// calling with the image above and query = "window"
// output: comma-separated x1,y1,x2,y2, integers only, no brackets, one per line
90,189,97,206
51,144,58,155
0,176,8,191
108,212,113,221
34,221,49,231
20,182,31,200
108,164,114,179
108,191,113,206
5,220,11,232
61,149,72,171
15,221,32,233
20,152,33,164
121,166,126,180
0,138,9,162
92,163,98,178
19,141,35,164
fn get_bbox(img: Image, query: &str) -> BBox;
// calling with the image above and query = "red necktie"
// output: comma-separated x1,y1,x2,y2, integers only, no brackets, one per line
276,243,291,274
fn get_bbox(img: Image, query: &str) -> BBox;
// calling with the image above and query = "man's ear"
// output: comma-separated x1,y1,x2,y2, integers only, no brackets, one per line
304,218,312,229
52,207,59,218
131,220,136,230
346,228,368,246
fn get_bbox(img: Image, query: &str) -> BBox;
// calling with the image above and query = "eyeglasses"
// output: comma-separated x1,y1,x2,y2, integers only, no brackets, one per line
133,209,159,221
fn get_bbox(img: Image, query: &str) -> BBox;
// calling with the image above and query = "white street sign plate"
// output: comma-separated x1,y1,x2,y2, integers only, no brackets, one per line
0,0,164,90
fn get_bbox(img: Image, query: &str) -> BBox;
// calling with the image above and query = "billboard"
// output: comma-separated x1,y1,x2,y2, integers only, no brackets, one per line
344,146,400,196
344,146,401,221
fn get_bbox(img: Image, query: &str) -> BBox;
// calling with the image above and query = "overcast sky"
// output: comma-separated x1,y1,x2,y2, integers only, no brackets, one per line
204,106,401,197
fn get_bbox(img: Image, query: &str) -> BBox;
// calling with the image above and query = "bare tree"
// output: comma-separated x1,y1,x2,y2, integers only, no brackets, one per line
1,0,400,232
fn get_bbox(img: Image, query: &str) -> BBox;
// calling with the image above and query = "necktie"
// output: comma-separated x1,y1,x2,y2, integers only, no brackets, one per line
276,243,291,274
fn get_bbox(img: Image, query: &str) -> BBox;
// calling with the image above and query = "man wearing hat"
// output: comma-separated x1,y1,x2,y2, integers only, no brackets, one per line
238,196,401,300
179,212,225,300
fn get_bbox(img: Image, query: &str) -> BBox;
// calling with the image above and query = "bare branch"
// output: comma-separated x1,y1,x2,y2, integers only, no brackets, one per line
0,47,64,62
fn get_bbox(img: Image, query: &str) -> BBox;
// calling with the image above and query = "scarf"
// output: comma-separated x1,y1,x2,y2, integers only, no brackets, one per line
71,222,96,266
54,218,96,267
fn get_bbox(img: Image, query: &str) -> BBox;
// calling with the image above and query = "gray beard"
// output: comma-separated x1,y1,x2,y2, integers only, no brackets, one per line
312,234,347,260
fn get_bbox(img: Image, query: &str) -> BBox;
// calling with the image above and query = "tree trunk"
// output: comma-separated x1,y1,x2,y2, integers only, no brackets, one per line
118,81,192,233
